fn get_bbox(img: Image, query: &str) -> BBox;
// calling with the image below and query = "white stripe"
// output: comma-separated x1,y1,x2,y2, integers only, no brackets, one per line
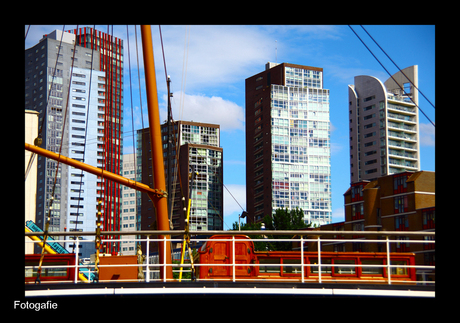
26,287,434,297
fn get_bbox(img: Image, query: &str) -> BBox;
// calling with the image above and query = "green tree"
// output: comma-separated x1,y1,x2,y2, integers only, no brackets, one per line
231,220,268,251
232,208,310,251
262,208,309,251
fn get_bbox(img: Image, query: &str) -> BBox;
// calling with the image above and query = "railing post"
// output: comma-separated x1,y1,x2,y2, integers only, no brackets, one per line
163,235,167,283
74,241,79,284
300,236,304,283
317,236,322,284
386,236,392,285
146,235,150,282
232,235,236,283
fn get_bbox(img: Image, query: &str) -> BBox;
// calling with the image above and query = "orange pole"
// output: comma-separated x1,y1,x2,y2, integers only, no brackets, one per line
141,25,173,280
25,143,165,197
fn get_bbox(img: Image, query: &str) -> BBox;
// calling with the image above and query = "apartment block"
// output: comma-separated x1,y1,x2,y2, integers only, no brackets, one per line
25,27,123,256
348,66,420,183
120,153,138,255
313,171,435,282
246,62,331,226
137,121,223,253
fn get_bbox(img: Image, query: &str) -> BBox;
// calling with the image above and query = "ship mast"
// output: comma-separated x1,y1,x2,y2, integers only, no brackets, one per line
140,25,173,280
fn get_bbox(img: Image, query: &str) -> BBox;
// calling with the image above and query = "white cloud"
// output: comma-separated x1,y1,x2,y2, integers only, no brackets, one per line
419,123,435,146
154,25,273,92
165,91,245,132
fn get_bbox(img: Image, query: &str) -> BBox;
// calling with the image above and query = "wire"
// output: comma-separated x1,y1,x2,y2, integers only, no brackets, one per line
360,25,435,110
72,25,96,249
348,25,435,127
25,25,31,40
179,26,191,121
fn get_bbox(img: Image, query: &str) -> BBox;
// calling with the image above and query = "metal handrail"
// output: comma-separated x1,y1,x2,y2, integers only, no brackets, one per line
24,229,435,237
25,231,435,285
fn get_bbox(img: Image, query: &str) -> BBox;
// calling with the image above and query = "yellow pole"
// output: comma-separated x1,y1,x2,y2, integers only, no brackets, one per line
179,198,192,281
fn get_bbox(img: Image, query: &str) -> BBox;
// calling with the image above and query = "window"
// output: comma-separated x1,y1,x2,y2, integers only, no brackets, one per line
393,174,408,194
258,258,280,274
391,260,408,276
333,259,356,275
282,259,301,274
422,207,435,229
364,95,375,102
394,195,408,213
310,258,331,275
361,259,383,275
395,214,409,231
352,203,364,220
351,184,363,201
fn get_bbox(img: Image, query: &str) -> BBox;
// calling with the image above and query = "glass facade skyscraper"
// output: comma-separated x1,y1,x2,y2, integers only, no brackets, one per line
246,63,332,227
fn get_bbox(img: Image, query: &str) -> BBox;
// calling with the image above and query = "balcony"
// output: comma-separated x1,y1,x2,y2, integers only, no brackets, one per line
388,139,417,151
388,149,418,160
389,158,418,169
387,112,416,124
387,121,416,133
388,130,417,142
387,102,416,115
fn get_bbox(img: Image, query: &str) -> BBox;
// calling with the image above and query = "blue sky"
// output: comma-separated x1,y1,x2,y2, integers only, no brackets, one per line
25,25,435,230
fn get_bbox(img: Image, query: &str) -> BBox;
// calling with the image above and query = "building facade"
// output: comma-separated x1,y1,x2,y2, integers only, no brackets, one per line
313,171,435,282
64,67,106,258
25,27,123,256
348,66,420,183
246,62,332,226
121,153,138,255
67,27,124,254
25,30,101,235
137,121,223,253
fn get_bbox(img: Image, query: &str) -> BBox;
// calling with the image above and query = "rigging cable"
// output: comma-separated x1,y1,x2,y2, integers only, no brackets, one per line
360,25,435,110
179,26,191,121
158,25,175,225
348,25,435,127
25,25,31,40
158,26,187,228
125,24,140,247
26,25,67,181
72,25,96,251
36,24,80,283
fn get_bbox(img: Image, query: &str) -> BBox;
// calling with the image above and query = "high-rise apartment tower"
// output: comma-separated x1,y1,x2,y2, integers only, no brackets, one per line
25,27,123,256
348,65,420,183
137,121,223,253
245,62,332,227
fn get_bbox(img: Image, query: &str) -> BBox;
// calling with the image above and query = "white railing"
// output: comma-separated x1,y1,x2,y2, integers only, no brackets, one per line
25,230,435,286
